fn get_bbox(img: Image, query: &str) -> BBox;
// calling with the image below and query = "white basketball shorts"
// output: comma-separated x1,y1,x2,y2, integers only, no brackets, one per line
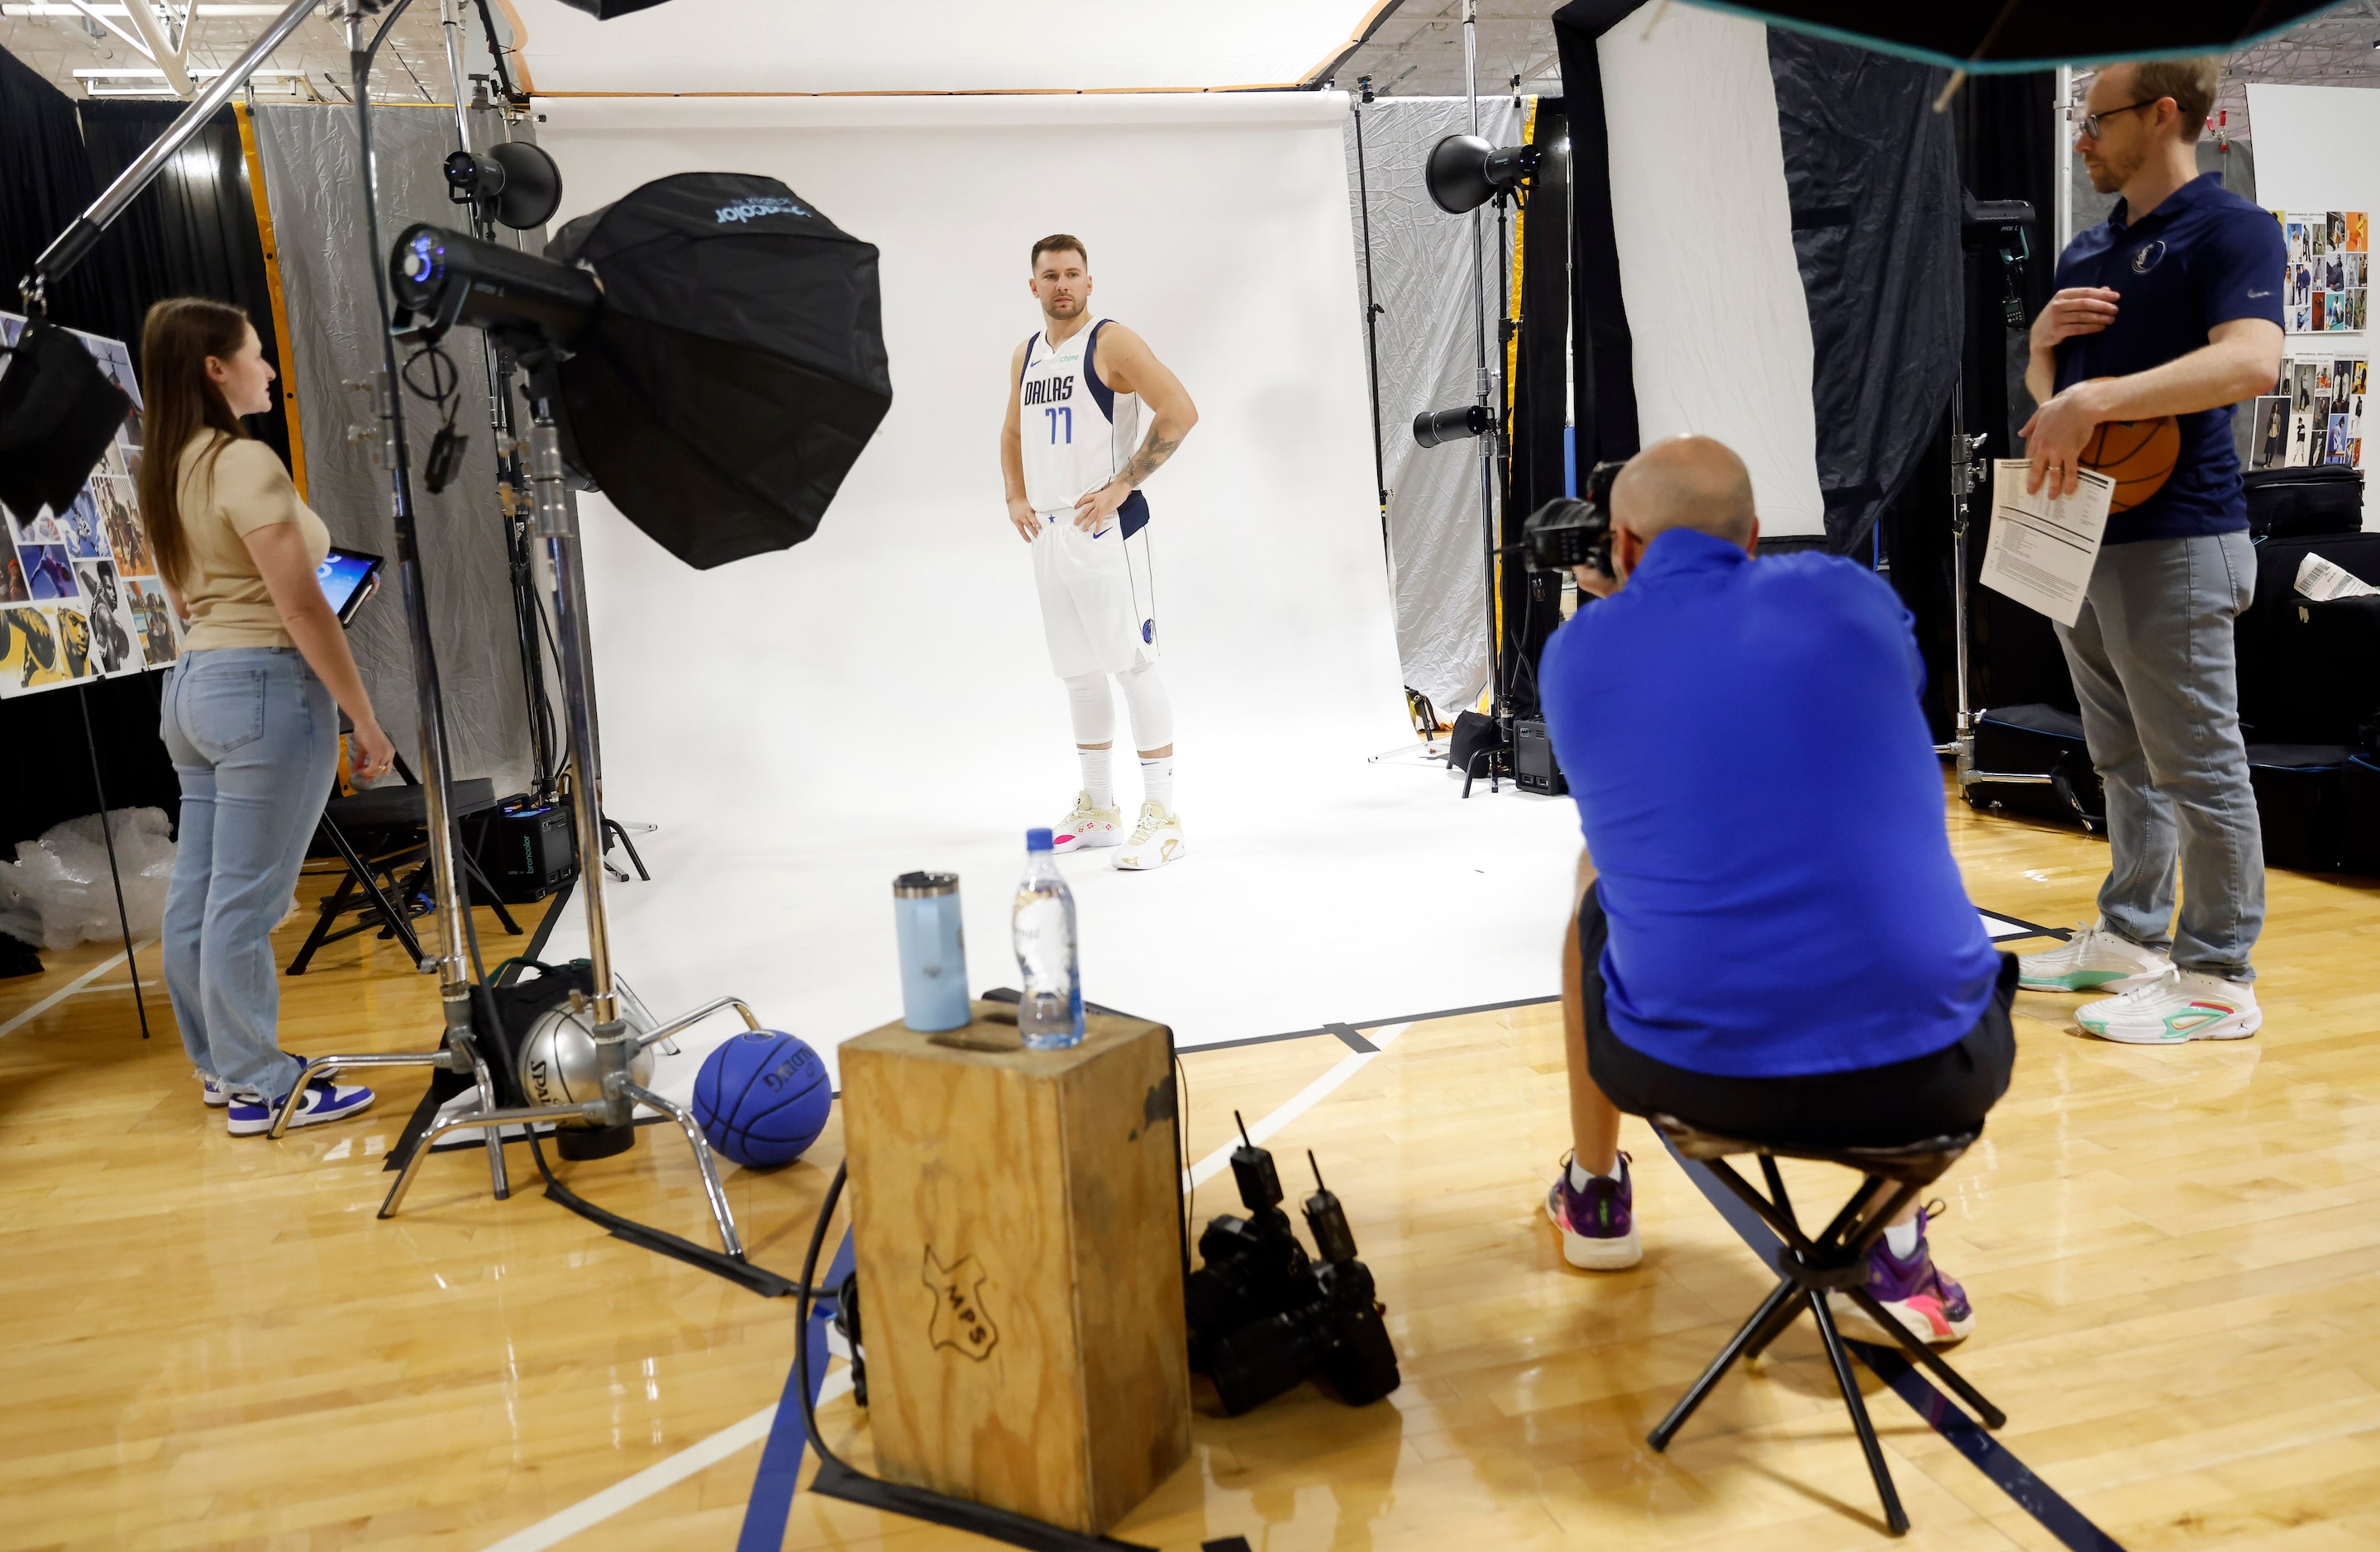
1032,508,1160,679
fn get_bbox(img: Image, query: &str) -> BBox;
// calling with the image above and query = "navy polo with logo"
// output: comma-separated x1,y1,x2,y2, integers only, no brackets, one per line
2050,172,2285,544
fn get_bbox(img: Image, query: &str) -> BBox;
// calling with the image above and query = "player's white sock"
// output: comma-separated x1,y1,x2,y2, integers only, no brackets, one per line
1079,748,1114,809
1885,1219,1921,1259
1139,755,1174,812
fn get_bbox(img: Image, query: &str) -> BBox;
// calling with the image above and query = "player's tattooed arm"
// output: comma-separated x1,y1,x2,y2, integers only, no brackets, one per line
1103,325,1199,490
1074,326,1198,531
1119,424,1185,488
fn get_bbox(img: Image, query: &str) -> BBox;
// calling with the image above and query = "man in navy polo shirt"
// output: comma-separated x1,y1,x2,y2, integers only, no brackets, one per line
2015,58,2284,1044
1538,436,2015,1346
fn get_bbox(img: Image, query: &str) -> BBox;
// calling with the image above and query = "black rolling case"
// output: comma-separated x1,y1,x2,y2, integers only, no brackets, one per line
1967,704,2105,832
2342,755,2380,875
2244,467,2363,540
2246,745,2354,874
2239,531,2380,741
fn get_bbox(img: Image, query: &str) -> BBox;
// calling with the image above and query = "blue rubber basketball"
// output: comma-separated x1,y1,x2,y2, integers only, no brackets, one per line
691,1030,832,1169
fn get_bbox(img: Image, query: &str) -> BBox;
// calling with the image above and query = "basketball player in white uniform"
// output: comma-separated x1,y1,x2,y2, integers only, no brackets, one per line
1001,234,1199,869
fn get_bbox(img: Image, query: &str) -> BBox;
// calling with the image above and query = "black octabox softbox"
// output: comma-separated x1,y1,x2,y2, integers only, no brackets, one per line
547,173,892,570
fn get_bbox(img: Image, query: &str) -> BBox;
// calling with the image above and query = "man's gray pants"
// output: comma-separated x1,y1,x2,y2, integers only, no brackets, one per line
2053,529,2263,982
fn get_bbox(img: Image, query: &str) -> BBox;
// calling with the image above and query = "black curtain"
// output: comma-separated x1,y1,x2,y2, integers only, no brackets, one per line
0,53,284,861
0,48,126,340
77,101,292,467
1503,100,1572,720
1953,72,2075,716
1551,1,1641,478
1767,32,1960,559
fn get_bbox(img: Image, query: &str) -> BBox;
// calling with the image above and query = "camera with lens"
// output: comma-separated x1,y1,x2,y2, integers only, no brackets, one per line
1184,1119,1401,1416
1519,458,1627,579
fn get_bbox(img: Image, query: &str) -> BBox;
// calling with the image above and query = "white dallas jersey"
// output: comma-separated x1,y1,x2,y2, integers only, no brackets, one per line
1018,317,1140,515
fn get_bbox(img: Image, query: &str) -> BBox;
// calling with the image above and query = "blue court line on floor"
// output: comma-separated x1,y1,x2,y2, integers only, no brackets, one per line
735,1227,853,1552
1844,1340,2126,1552
1657,1135,2126,1551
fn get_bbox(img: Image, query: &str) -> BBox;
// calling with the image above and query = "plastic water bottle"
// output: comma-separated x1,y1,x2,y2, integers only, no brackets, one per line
1013,827,1084,1049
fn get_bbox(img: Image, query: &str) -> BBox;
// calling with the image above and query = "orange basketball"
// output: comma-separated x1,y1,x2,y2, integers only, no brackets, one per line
2078,413,2181,512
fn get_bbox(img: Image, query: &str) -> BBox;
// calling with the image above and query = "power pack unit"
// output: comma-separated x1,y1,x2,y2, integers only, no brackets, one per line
1513,717,1567,796
470,798,578,904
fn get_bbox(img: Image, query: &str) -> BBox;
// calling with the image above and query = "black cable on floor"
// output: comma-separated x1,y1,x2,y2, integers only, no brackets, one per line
454,873,807,1299
794,1164,1156,1552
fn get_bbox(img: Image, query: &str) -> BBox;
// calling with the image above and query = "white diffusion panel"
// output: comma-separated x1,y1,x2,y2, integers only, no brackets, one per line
529,96,1584,1068
1598,5,1825,536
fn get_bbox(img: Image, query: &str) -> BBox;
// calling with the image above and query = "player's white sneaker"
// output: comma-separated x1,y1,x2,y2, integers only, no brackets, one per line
2017,921,2171,993
2077,968,2261,1044
1050,792,1122,853
1114,801,1185,871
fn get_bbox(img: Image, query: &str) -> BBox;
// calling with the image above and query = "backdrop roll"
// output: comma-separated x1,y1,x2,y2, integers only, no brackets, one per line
533,93,1456,1061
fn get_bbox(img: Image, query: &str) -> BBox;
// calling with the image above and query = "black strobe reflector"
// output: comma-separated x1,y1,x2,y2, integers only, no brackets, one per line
392,223,603,345
1425,136,1541,215
1413,402,1490,449
544,173,893,570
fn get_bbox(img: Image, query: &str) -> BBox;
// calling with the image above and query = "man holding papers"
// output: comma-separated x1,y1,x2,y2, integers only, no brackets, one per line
2014,58,2284,1044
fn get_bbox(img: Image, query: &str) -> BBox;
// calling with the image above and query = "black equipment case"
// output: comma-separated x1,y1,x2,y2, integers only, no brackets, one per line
469,797,579,904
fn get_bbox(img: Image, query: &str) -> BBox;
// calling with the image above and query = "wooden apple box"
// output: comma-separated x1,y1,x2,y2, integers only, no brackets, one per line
838,1001,1190,1535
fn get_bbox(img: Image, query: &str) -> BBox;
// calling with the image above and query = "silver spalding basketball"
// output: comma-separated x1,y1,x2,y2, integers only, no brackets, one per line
517,993,657,1113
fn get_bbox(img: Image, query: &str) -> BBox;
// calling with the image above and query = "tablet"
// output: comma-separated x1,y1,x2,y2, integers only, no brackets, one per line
316,546,384,626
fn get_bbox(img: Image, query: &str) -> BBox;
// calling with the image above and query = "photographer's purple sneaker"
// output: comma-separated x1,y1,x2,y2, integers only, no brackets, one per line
1544,1151,1640,1269
1835,1202,1975,1345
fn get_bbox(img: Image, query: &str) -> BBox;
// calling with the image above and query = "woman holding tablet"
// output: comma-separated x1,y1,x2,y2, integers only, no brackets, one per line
138,298,395,1135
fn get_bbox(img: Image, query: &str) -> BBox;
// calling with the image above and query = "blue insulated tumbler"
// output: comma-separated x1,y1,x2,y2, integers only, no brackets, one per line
894,871,970,1031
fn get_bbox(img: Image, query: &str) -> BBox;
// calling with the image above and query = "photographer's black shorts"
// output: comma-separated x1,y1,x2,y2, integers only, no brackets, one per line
1577,886,2016,1147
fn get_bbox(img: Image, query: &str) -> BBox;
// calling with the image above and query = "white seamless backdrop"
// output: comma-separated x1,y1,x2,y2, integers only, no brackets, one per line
531,95,1581,1073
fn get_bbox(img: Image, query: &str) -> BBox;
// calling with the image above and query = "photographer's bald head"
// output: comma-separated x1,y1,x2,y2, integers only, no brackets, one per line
1575,434,1761,597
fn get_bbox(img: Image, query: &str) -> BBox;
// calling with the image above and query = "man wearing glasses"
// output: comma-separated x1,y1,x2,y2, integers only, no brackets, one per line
2014,59,2284,1043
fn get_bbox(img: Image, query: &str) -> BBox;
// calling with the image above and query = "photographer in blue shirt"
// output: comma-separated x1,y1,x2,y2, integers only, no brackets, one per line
2013,58,2284,1042
1539,436,2015,1347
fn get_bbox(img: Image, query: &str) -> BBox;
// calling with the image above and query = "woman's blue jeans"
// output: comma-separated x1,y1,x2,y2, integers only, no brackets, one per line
160,647,337,1098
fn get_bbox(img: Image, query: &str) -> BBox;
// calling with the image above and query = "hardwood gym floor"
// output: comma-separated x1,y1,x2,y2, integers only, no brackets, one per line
5,786,2378,1551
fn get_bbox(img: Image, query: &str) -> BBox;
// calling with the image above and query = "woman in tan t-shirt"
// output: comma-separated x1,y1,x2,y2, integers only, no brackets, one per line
139,298,395,1135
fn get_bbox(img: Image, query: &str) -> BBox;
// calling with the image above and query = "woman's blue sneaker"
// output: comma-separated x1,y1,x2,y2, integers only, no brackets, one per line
227,1075,375,1137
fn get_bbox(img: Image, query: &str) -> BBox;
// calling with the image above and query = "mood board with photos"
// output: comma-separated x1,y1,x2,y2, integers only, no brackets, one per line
2275,210,2369,336
2247,355,2368,473
1,313,184,697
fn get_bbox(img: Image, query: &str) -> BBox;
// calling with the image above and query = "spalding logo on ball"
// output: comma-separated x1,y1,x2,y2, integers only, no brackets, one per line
692,1030,832,1169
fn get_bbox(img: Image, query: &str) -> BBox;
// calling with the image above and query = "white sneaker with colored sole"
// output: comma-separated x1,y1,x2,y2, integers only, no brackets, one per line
1050,792,1123,853
2017,921,2171,993
1114,801,1185,871
2077,967,2260,1044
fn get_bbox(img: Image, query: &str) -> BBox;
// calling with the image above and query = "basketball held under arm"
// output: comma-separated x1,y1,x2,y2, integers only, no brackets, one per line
2020,319,2282,497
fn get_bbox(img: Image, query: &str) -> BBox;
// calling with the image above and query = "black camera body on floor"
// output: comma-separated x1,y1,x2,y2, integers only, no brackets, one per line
1185,1122,1401,1416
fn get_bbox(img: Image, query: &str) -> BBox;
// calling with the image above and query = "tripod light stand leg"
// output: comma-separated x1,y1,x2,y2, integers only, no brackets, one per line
461,1038,511,1200
270,1050,455,1139
381,1101,599,1218
622,1080,746,1259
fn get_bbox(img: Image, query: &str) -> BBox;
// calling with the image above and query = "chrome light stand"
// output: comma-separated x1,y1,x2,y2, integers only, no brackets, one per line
276,2,746,1263
374,365,750,1260
265,0,513,1185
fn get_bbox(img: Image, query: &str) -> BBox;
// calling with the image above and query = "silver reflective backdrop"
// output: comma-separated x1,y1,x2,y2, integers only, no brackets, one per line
249,102,537,797
1344,95,1523,716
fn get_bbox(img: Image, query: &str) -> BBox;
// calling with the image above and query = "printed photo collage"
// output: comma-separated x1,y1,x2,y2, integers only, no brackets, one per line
2248,355,2368,472
1,312,181,698
2276,210,2369,336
